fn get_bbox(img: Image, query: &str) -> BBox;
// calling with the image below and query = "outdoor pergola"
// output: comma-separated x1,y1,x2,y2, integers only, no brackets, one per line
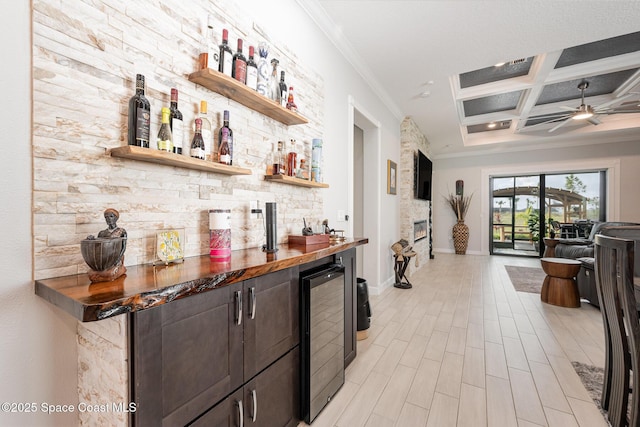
492,186,588,222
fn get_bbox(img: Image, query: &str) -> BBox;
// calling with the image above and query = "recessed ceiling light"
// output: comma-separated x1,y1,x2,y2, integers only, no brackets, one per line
420,91,431,98
494,62,506,67
487,122,497,128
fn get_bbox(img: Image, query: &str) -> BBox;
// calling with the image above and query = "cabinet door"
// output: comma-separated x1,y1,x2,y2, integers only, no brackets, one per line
130,282,243,427
243,268,299,379
243,347,300,427
339,248,357,367
189,389,244,427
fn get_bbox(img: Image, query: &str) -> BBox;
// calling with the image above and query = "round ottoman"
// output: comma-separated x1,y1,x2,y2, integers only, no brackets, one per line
540,257,582,308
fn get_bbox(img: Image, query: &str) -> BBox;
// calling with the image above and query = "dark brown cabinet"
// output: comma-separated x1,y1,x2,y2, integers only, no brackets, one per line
191,348,299,427
130,268,300,426
340,248,357,367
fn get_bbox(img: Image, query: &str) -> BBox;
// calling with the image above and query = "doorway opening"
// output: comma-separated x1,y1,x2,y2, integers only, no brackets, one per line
349,97,381,291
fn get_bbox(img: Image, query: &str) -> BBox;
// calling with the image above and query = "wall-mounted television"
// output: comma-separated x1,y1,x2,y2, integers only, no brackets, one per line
414,149,432,201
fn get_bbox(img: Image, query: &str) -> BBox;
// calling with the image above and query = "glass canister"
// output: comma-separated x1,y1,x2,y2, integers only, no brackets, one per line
209,209,231,261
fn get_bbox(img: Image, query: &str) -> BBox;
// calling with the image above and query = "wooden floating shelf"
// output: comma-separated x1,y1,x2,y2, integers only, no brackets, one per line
264,174,329,188
188,68,309,126
111,146,252,175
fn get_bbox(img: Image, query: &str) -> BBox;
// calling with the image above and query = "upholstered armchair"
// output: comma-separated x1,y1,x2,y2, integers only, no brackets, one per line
552,222,640,307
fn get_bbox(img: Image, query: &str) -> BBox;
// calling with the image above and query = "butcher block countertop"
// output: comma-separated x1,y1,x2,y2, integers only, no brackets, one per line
35,238,368,322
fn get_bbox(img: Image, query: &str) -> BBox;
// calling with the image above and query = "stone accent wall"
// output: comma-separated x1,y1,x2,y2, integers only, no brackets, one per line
32,0,325,280
77,317,128,426
400,117,431,274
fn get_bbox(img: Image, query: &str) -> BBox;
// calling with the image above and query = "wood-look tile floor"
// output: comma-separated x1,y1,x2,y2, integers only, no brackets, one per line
300,253,608,427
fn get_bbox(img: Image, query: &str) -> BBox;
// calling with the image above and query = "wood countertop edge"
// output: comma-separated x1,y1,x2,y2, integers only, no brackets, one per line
35,238,368,322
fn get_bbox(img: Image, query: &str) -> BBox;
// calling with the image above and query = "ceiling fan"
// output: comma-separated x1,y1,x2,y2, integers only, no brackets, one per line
530,80,638,133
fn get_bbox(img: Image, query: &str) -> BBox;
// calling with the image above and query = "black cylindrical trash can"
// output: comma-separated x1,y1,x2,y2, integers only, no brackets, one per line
356,278,372,339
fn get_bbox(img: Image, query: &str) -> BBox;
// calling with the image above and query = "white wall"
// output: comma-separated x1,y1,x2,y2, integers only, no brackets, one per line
432,140,640,255
0,1,400,425
0,2,78,426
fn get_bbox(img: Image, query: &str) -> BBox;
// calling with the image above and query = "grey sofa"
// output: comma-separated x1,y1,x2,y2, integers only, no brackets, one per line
552,223,640,307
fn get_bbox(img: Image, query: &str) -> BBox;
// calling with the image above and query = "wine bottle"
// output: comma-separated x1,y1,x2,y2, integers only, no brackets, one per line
218,29,233,77
127,74,151,148
246,45,258,91
157,107,173,152
286,86,297,112
169,88,184,154
190,118,205,160
218,128,231,165
199,15,219,70
232,38,247,84
279,71,288,108
217,110,233,165
195,100,213,161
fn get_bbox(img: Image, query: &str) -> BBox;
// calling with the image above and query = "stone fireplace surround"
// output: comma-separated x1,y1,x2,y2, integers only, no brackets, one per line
399,118,432,276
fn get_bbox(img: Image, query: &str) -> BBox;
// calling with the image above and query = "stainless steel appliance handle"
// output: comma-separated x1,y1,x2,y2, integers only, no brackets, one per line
249,287,256,320
235,290,243,326
251,389,258,422
236,399,244,427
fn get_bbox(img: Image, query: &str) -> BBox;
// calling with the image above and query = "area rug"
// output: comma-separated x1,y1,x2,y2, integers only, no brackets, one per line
504,265,546,294
571,361,605,412
571,361,631,423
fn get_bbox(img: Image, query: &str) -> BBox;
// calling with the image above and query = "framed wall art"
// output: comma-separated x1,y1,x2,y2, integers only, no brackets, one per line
387,160,397,195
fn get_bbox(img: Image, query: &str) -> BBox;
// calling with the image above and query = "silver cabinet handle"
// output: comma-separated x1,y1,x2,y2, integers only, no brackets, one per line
236,399,244,427
249,287,256,320
235,290,243,326
250,389,258,422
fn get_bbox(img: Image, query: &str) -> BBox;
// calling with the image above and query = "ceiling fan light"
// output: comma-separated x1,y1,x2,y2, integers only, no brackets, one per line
572,104,594,120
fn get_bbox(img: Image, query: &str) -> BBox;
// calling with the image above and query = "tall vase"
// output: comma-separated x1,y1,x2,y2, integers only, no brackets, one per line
452,220,469,255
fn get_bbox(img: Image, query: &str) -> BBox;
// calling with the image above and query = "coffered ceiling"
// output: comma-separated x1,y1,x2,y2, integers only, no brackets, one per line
302,0,640,158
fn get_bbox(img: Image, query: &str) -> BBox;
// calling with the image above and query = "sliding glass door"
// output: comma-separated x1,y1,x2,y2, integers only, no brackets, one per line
491,176,540,256
490,171,605,257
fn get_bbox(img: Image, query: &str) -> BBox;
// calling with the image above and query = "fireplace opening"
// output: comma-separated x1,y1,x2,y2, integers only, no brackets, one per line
414,220,427,242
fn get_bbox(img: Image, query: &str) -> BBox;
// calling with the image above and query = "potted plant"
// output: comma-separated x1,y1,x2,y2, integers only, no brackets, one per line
445,192,473,254
527,209,540,251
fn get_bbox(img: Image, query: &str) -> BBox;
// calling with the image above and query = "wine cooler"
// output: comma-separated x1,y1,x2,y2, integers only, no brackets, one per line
300,262,346,424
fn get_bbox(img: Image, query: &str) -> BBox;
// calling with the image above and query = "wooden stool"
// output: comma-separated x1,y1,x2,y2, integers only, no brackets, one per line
542,237,559,258
540,257,582,308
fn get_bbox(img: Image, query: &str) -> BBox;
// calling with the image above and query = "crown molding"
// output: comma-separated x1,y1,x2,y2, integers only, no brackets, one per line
296,0,405,121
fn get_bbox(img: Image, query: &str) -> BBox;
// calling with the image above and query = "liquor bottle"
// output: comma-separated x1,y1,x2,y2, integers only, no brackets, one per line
156,107,173,152
256,42,270,97
279,71,288,108
287,139,297,177
246,46,258,91
190,118,205,160
127,74,151,148
232,39,247,84
199,14,219,70
286,86,297,112
218,29,233,77
217,110,233,165
169,88,184,154
269,58,280,103
272,140,284,175
194,100,213,161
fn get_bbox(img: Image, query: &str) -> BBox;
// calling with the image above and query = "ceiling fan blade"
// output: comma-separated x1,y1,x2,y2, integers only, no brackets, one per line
548,118,571,132
559,106,578,112
523,115,572,130
594,93,634,110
